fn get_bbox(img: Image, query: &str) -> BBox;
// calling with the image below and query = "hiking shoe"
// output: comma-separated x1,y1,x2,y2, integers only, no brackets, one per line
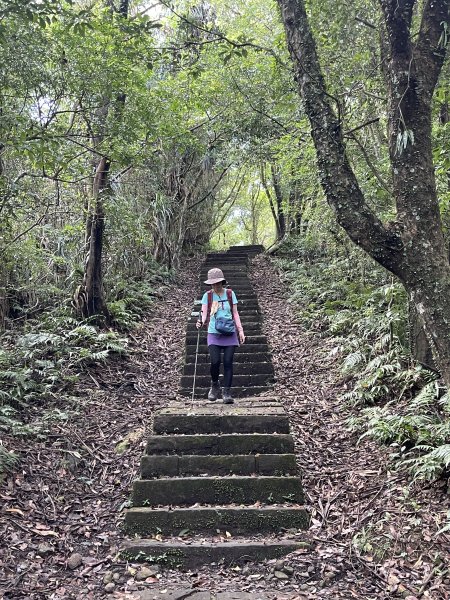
223,388,234,404
208,381,221,401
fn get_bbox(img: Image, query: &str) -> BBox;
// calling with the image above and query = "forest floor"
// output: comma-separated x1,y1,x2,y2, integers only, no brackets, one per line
1,255,449,600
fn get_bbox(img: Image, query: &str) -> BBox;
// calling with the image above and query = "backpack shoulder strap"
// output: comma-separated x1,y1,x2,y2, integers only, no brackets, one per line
227,288,234,320
206,289,213,328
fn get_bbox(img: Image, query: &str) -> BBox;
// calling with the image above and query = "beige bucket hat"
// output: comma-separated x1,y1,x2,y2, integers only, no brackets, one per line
204,268,226,285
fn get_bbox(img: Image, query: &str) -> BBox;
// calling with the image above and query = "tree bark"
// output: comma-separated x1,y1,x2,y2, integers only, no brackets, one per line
270,164,286,239
76,0,130,320
277,0,450,387
260,163,282,240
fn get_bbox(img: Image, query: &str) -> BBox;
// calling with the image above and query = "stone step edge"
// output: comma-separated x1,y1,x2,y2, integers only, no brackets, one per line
132,476,304,506
145,433,295,456
121,539,309,568
178,386,273,398
124,505,309,535
140,453,297,477
153,412,288,434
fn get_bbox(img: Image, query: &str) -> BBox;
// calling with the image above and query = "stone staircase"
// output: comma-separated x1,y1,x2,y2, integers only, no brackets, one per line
181,245,273,398
123,246,308,569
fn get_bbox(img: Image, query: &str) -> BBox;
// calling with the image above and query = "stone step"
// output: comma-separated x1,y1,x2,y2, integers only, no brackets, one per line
186,334,267,346
190,313,259,321
206,252,249,258
132,476,304,506
199,276,252,282
153,404,286,434
145,433,294,455
229,244,264,251
122,539,305,568
200,269,249,275
185,345,269,356
179,385,273,397
185,352,271,364
124,505,307,536
192,292,259,311
191,306,260,314
140,453,296,477
182,362,273,375
189,320,261,329
186,323,263,334
204,258,248,264
180,373,274,389
174,396,280,404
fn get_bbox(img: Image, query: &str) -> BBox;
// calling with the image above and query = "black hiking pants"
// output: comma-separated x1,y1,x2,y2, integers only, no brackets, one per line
209,345,236,388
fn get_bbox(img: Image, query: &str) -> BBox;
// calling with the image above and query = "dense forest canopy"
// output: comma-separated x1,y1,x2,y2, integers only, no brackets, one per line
1,0,450,484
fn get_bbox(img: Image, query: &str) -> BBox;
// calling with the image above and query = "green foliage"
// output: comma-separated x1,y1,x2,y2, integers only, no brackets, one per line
277,233,449,485
0,444,20,478
0,313,127,423
276,233,413,406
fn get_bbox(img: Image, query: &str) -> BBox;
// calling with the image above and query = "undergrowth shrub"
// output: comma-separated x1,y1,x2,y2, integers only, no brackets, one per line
0,258,173,438
0,444,20,479
276,234,449,484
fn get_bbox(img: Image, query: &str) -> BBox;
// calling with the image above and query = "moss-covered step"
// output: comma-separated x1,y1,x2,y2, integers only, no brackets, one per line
185,344,268,356
187,315,261,324
188,308,261,319
185,335,267,346
186,323,263,333
179,373,274,390
145,433,294,456
132,476,304,506
122,539,306,568
124,505,308,535
182,361,273,375
140,453,297,477
179,386,273,398
153,405,287,434
185,352,271,364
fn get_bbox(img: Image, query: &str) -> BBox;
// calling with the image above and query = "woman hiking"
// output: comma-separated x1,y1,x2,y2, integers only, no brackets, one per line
196,268,245,404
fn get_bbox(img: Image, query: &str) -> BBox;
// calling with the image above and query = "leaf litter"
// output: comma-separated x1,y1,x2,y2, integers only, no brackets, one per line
0,253,449,599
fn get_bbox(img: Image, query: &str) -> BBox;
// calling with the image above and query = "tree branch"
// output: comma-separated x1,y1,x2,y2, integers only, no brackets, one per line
378,0,416,55
415,0,449,96
278,0,404,275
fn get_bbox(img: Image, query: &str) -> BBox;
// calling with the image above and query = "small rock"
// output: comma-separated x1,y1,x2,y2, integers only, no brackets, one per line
135,566,159,581
274,560,285,570
103,572,113,584
112,572,120,582
283,565,294,576
67,553,83,570
104,582,115,593
274,570,290,580
37,543,53,556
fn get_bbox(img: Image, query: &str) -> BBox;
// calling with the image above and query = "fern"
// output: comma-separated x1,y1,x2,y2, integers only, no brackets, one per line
0,445,20,477
404,444,450,482
342,350,366,373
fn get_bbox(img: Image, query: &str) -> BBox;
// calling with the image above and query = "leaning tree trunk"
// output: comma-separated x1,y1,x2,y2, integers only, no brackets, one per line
277,0,450,387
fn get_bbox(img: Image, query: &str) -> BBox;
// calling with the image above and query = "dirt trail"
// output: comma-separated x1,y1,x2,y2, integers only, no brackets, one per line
1,254,449,599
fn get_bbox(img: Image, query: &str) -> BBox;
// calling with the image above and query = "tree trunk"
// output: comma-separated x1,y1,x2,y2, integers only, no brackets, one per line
260,163,282,240
83,157,110,320
277,0,450,387
75,0,129,320
270,164,286,238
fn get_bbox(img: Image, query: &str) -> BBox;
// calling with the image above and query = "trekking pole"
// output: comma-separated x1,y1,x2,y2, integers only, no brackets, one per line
192,315,201,403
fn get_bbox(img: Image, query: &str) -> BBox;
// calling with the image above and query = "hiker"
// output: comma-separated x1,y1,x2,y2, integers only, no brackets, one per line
196,268,245,404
